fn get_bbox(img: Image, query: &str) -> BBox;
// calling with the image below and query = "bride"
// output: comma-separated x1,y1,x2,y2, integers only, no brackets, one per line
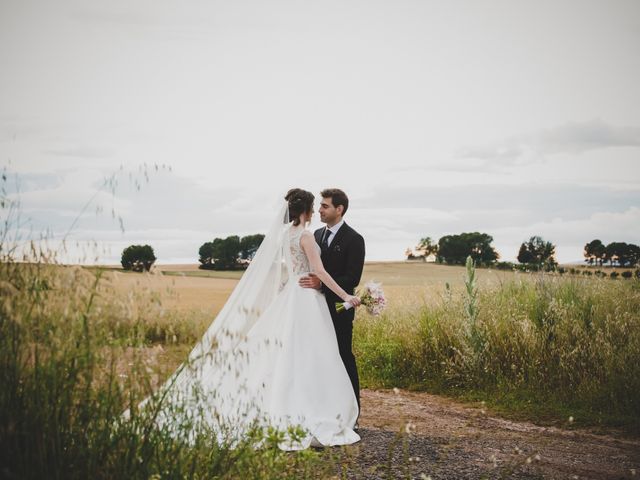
133,188,362,450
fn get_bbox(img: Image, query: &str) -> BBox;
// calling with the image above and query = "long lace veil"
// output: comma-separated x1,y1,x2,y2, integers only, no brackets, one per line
134,199,291,422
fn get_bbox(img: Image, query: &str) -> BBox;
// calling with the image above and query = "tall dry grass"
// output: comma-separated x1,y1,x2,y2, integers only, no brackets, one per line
0,171,341,479
355,259,640,430
7,262,354,478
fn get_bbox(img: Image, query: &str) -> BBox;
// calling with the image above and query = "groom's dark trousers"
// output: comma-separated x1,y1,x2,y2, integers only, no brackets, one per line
314,223,365,410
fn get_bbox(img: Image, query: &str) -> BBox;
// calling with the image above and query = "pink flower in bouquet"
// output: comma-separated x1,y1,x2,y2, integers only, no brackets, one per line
336,281,387,316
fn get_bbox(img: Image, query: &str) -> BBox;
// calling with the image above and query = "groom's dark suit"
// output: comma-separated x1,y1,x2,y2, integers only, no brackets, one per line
314,222,365,409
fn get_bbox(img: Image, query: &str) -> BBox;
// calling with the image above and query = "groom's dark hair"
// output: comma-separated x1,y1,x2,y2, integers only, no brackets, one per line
321,188,349,216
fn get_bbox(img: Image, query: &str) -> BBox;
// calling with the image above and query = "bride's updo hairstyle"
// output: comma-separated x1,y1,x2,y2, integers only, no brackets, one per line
285,188,315,226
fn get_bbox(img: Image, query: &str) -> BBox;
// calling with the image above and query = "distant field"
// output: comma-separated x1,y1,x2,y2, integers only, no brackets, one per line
99,268,238,315
158,261,521,287
94,260,633,325
96,261,530,316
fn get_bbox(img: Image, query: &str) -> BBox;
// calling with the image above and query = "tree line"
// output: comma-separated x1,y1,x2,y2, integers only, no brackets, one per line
119,233,639,273
119,234,265,272
198,234,265,270
406,233,640,272
583,240,640,267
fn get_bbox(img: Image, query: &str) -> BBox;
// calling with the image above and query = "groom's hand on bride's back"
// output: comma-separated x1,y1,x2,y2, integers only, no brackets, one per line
299,273,322,290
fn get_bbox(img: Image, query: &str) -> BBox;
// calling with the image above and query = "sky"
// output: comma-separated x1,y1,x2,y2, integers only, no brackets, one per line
1,0,639,265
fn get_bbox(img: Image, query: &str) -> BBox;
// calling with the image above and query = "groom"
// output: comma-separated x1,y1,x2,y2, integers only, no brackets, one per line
299,188,365,415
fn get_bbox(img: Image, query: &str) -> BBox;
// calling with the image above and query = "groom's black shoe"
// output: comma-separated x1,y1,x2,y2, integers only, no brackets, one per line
353,422,360,433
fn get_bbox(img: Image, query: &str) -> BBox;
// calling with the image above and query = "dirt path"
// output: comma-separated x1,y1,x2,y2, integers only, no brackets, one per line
344,389,640,480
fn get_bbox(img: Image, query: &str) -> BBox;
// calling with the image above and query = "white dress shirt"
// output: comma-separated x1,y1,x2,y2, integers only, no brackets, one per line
324,219,344,247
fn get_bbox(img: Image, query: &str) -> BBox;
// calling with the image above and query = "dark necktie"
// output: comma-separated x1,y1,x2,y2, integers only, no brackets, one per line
321,228,331,251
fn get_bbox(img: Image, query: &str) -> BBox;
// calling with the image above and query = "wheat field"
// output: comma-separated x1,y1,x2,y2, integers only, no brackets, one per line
102,260,521,315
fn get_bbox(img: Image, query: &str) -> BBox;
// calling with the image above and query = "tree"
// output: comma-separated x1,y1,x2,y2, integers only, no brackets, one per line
199,233,265,270
517,236,557,271
604,242,632,267
239,234,265,260
629,243,640,267
415,236,438,260
198,241,215,268
517,243,534,264
121,244,156,272
436,232,499,266
211,235,241,270
466,232,500,265
584,239,606,266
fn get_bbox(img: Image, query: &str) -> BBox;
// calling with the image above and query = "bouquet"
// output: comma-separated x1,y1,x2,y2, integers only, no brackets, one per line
336,281,387,316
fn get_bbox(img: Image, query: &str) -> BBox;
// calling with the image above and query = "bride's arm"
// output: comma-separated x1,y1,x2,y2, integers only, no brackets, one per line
300,232,361,306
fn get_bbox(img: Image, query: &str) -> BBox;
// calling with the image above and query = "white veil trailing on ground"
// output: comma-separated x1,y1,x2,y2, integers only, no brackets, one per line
178,198,290,362
130,199,293,438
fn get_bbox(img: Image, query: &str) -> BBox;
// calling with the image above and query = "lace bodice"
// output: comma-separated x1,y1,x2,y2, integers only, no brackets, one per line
288,227,318,276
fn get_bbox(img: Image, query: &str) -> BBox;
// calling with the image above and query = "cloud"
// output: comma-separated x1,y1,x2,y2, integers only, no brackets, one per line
67,4,213,41
453,119,640,167
7,169,130,218
455,145,524,164
44,146,116,159
531,119,640,154
6,167,639,264
358,183,640,223
348,183,640,262
490,207,640,262
494,207,640,246
348,206,640,264
0,115,48,143
4,167,275,243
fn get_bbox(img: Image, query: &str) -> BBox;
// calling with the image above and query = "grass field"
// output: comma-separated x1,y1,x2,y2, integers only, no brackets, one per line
2,258,639,478
95,260,521,313
91,260,640,430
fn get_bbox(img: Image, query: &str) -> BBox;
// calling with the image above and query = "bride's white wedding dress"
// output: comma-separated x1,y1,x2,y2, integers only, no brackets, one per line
136,203,360,450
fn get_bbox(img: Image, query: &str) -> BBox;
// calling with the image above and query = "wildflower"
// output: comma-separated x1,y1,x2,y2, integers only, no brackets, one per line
393,387,400,395
568,416,574,423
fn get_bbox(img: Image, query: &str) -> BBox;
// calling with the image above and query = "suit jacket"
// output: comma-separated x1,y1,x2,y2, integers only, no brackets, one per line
314,222,365,321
